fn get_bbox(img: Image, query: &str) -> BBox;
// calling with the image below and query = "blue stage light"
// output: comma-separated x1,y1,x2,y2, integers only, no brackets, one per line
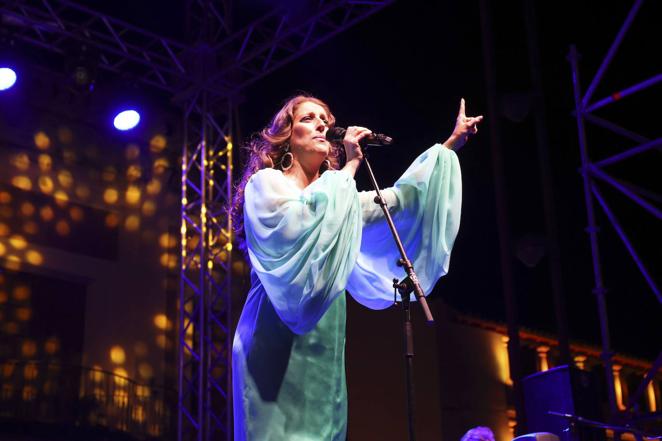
113,109,141,131
0,67,17,91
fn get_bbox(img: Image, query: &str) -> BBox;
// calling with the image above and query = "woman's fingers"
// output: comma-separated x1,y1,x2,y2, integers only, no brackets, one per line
346,126,372,140
343,126,371,162
344,126,373,147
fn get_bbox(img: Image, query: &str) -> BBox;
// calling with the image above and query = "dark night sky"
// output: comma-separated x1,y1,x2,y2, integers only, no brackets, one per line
232,0,661,360
14,0,662,360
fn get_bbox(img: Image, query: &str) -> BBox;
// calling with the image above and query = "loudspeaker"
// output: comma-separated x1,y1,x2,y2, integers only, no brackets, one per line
522,365,604,441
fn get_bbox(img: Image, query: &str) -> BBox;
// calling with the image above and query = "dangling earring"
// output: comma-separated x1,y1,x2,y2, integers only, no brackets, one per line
319,159,331,174
280,146,294,171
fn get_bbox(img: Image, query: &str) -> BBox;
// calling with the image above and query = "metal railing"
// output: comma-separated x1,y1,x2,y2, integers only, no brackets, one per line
0,359,175,440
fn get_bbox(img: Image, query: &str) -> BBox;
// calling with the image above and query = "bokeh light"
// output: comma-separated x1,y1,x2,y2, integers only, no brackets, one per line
44,337,60,355
125,185,141,205
55,220,71,236
103,188,119,204
113,367,128,386
5,255,21,271
20,202,35,216
114,389,129,407
153,314,171,331
142,201,156,217
146,179,161,195
57,126,73,144
22,385,37,401
38,154,52,172
69,206,84,222
5,321,19,334
132,406,146,422
110,346,126,364
12,153,30,171
155,334,168,349
9,235,27,250
159,233,177,249
90,365,104,383
34,131,51,150
23,221,39,235
102,166,117,182
57,170,74,188
105,213,120,228
38,176,54,194
125,144,140,160
2,362,14,377
75,185,91,200
53,190,69,207
153,158,169,175
125,215,140,231
25,250,43,266
126,165,142,181
11,176,32,191
62,149,76,164
13,285,30,300
149,134,167,153
23,363,38,380
160,253,177,269
21,339,37,357
39,206,54,222
15,307,32,321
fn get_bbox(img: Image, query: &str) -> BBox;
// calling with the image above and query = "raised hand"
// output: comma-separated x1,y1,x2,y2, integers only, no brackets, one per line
444,98,484,151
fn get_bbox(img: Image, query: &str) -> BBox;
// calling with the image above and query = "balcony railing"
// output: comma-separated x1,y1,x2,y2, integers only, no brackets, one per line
0,359,174,440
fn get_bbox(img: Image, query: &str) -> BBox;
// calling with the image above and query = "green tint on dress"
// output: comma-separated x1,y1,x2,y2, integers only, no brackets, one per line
233,144,462,440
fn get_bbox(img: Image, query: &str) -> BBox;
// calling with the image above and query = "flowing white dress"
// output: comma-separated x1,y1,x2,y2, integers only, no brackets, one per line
232,144,462,440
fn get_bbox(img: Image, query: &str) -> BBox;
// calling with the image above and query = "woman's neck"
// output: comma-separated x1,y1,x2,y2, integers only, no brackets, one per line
284,158,322,189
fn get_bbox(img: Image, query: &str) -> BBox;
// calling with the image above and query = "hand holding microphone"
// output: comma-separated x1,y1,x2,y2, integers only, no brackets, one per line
327,125,394,177
326,126,393,146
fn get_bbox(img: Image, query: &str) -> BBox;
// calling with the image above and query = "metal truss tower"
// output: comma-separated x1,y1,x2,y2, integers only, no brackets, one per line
0,0,395,439
179,94,235,440
568,0,661,424
179,3,235,439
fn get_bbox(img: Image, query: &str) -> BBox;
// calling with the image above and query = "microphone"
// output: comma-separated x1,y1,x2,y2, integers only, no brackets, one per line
326,126,393,146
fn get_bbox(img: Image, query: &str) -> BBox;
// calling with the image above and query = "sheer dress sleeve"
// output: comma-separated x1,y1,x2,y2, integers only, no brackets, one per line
244,168,362,334
347,143,462,309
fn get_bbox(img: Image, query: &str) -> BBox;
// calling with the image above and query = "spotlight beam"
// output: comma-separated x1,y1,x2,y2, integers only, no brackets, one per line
0,67,17,90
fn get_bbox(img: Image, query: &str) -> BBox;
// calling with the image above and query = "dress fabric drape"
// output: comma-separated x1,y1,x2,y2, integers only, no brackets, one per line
232,144,462,441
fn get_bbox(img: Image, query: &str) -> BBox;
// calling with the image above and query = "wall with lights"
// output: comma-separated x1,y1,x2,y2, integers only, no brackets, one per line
0,83,181,400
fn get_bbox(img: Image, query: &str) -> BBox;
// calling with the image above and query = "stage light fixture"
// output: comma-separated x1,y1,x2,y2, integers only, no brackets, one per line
113,109,141,131
0,67,17,91
66,45,97,92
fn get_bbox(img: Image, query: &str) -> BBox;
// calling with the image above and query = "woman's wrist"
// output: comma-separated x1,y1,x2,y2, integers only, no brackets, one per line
341,158,362,177
443,134,462,151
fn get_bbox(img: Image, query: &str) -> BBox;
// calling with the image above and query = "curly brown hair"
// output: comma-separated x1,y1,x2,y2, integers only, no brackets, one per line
231,94,343,255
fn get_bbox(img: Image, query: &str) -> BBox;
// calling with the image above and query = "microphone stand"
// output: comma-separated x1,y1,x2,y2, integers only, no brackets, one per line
359,143,434,441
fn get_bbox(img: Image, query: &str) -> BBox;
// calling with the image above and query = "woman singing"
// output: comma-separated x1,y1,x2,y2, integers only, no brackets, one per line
231,94,482,440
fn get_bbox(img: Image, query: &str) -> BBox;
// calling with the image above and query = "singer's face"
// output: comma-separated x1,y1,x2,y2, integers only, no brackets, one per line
289,101,331,160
